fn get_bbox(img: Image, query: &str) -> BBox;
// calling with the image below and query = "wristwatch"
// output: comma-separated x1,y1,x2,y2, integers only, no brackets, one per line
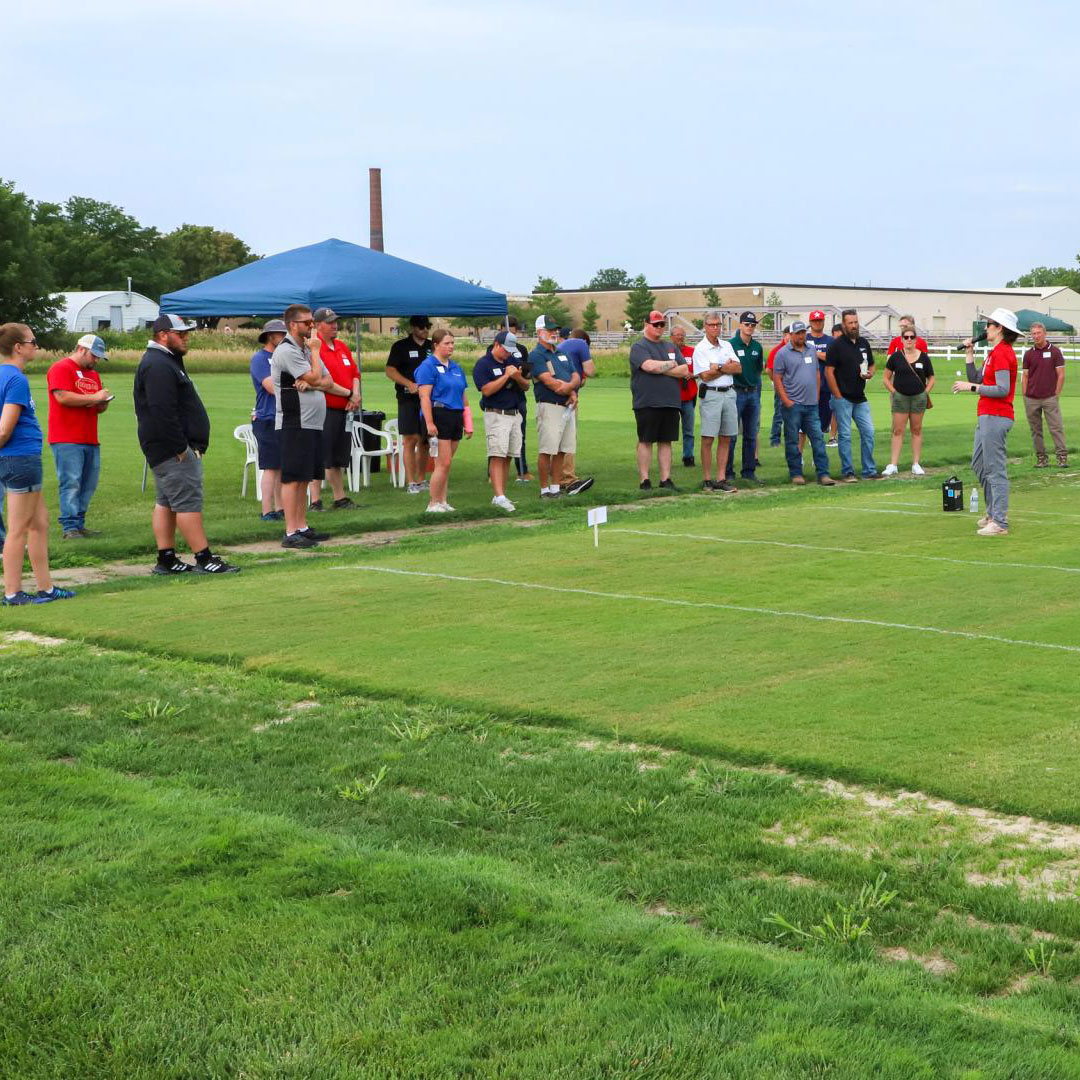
970,385,977,393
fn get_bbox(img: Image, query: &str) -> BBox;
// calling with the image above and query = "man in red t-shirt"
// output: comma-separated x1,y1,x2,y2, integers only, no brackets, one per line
1021,321,1068,467
887,315,928,356
47,334,113,539
308,308,361,511
670,325,697,465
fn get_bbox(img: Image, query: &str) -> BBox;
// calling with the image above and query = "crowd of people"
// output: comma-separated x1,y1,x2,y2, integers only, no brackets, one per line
0,302,1070,601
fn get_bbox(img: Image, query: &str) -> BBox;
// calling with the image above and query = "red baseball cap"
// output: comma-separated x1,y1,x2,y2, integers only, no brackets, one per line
809,309,826,322
647,310,665,324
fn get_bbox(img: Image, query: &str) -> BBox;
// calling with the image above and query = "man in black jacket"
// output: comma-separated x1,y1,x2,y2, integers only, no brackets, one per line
133,315,239,574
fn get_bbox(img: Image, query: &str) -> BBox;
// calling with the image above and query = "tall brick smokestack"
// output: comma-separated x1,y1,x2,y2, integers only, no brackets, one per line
369,168,384,252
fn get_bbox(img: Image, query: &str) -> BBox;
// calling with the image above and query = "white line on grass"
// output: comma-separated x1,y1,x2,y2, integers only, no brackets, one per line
609,528,1080,576
336,565,1080,655
875,494,1080,522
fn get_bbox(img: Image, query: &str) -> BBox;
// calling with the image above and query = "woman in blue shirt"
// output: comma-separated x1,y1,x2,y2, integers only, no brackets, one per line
416,329,471,513
0,323,74,605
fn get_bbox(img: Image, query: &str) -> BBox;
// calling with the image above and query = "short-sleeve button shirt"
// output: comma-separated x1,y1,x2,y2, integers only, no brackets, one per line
415,354,468,410
729,333,765,389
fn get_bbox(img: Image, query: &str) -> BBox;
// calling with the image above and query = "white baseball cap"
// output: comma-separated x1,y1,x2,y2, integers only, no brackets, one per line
76,334,108,358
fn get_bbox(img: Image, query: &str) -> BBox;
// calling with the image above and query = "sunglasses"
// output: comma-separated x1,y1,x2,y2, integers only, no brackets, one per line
902,334,916,340
649,320,665,327
22,338,38,346
986,320,1000,329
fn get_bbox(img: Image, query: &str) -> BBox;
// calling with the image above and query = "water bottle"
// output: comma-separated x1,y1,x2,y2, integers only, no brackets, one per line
969,488,979,514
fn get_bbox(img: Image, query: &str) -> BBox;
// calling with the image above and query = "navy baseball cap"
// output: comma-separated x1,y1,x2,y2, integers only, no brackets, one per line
738,311,758,325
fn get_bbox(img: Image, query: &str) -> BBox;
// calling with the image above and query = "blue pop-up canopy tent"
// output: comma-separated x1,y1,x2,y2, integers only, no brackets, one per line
159,238,507,318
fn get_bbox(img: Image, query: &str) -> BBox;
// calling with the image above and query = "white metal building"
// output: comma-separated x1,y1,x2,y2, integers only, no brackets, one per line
59,290,159,333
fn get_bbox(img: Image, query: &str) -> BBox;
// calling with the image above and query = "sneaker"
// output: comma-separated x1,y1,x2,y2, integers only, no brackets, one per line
740,473,762,485
195,554,240,574
658,478,678,492
864,473,881,480
425,502,450,513
62,529,84,539
911,463,925,476
36,587,76,602
2,591,38,606
418,480,430,491
1058,454,1069,468
977,515,991,527
540,490,563,500
791,475,806,486
300,527,330,541
639,479,652,490
260,511,280,522
977,521,1009,536
818,476,837,487
841,474,858,484
151,557,194,575
78,527,103,537
309,499,325,511
514,475,530,484
332,497,356,509
682,456,695,467
701,480,715,491
406,482,424,494
826,438,839,448
1035,454,1050,468
713,480,738,493
565,476,595,496
282,531,319,548
882,463,899,477
492,495,516,512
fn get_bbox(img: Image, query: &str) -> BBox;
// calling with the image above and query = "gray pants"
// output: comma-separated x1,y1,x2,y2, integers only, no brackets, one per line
972,414,1013,526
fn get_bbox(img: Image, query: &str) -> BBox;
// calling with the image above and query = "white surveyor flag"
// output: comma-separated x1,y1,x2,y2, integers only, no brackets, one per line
587,506,608,547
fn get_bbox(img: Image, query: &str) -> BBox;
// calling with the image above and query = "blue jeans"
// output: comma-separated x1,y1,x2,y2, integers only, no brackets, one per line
679,399,696,460
51,443,101,533
782,403,830,479
770,389,783,444
726,387,762,479
831,398,878,478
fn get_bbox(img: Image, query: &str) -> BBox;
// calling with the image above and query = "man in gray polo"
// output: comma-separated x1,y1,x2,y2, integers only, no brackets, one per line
272,304,336,548
691,311,741,492
770,321,836,487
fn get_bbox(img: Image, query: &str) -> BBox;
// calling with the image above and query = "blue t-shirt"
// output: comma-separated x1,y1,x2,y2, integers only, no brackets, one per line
557,338,591,380
415,355,468,410
807,332,832,366
249,348,275,421
530,344,577,405
0,364,43,457
473,348,525,410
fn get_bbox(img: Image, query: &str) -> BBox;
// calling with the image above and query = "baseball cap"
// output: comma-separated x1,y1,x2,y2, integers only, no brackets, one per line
258,319,287,342
312,307,339,323
647,309,665,325
782,324,793,335
808,309,826,322
76,334,108,359
535,314,558,331
738,311,758,325
152,314,197,334
493,330,518,350
789,320,809,334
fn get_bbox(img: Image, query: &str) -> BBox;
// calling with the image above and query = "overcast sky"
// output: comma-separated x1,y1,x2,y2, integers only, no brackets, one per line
6,0,1077,296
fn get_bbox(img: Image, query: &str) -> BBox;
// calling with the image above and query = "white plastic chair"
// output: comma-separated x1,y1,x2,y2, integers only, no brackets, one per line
349,419,402,490
383,418,406,487
233,423,263,497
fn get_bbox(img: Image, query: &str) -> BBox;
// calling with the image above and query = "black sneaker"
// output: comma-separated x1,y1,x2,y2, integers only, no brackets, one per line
300,527,331,541
194,554,240,574
282,532,318,549
309,500,325,512
540,490,563,500
682,456,695,467
260,511,279,522
565,477,594,496
658,478,678,492
151,557,194,575
639,478,652,490
712,480,738,493
332,497,356,509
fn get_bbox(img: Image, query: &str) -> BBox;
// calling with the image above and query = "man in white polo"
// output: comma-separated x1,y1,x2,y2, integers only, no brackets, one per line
692,311,741,492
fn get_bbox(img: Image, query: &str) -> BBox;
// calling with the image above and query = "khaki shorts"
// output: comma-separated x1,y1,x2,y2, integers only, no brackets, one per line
891,391,927,414
483,410,523,458
536,401,576,456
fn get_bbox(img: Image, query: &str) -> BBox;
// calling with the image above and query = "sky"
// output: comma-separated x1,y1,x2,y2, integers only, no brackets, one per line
5,0,1079,296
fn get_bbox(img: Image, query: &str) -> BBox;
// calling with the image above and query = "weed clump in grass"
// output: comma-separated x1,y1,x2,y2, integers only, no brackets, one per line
764,872,897,948
338,765,389,803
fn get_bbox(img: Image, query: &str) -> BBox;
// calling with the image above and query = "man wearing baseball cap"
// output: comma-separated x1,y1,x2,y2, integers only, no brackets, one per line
250,320,287,520
727,311,767,483
807,310,837,447
384,316,433,493
133,315,239,574
473,330,531,511
46,334,113,538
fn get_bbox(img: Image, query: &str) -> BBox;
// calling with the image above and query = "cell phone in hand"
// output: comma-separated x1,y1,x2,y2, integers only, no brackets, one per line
104,393,115,402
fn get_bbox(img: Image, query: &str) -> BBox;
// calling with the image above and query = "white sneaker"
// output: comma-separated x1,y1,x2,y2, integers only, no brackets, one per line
977,521,1008,536
826,438,838,448
419,480,430,491
406,482,423,494
442,502,455,512
911,463,925,476
492,495,516,512
977,515,991,528
425,502,449,513
882,463,898,476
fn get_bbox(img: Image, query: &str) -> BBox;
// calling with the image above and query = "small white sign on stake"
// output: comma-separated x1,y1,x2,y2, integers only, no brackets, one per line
587,505,608,547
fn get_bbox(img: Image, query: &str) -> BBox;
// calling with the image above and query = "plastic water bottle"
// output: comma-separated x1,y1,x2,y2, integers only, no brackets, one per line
969,488,979,514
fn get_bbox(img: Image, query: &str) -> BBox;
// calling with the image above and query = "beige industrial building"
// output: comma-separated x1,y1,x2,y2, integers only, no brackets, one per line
554,282,1080,337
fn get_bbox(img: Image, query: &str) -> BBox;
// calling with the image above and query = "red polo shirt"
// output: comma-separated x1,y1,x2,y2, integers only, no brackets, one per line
978,342,1017,420
46,356,102,444
887,335,928,355
678,344,696,401
1022,344,1064,399
318,337,359,411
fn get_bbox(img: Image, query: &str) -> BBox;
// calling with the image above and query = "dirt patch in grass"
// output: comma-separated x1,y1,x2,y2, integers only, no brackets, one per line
751,871,818,888
2,630,67,647
644,901,703,929
880,947,957,976
938,908,1058,943
996,973,1037,996
964,862,1080,902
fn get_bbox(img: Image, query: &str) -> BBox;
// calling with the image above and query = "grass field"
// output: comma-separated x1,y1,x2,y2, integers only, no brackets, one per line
4,368,1080,1076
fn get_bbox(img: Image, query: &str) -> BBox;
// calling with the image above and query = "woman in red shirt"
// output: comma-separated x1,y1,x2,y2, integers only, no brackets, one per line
952,308,1019,536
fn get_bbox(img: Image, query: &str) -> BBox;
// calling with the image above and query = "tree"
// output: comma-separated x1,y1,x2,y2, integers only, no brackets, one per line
581,299,599,333
160,224,258,292
531,275,571,327
0,179,62,335
32,195,179,299
1007,263,1080,291
702,286,722,308
585,267,632,291
760,290,783,330
623,274,656,329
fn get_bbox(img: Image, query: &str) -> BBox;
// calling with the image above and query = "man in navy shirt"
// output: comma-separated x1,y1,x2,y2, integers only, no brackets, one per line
806,309,837,447
249,319,286,520
474,330,531,511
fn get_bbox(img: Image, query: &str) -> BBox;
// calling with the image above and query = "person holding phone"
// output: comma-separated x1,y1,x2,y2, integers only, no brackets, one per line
416,329,471,512
952,307,1020,536
881,330,934,476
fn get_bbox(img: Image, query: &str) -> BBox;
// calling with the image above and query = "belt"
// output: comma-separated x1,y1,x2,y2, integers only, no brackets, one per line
484,408,519,416
433,403,460,410
705,385,732,393
542,399,570,407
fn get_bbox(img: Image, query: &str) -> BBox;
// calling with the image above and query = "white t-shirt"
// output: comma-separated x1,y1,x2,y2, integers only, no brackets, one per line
692,338,738,389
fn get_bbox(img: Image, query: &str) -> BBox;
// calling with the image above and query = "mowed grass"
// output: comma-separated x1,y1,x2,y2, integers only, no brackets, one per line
4,638,1080,1078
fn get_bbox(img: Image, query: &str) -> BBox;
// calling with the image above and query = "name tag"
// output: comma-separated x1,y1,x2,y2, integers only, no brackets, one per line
512,350,521,359
409,350,419,358
860,350,868,359
492,367,503,376
75,369,84,378
804,356,814,364
437,365,445,373
668,352,676,360
915,362,923,369
342,356,351,366
1044,351,1052,358
737,350,745,357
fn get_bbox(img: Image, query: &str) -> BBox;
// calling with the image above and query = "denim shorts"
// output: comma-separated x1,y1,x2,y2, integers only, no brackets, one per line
0,453,43,494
